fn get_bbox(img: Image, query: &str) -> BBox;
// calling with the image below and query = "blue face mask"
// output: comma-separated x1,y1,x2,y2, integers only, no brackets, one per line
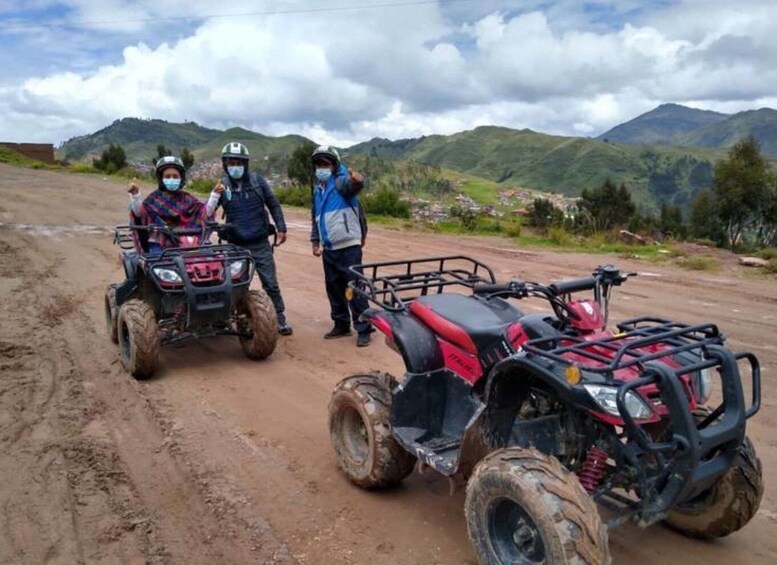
162,178,181,191
228,166,244,179
315,168,332,182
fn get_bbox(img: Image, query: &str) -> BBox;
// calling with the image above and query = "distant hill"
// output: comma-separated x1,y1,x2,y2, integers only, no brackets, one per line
58,118,313,163
597,103,728,146
676,108,777,156
598,103,777,156
347,126,724,208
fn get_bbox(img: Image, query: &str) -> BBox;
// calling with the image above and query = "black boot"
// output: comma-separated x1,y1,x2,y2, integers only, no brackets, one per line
324,325,352,339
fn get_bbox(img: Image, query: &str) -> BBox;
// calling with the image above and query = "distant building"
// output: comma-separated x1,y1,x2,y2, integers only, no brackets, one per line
0,143,55,164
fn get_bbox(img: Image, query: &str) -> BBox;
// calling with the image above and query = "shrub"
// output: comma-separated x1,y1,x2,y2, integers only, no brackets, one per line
548,226,573,246
275,184,312,207
361,188,411,218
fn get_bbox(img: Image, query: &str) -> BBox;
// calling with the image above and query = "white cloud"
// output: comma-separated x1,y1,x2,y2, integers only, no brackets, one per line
1,0,776,145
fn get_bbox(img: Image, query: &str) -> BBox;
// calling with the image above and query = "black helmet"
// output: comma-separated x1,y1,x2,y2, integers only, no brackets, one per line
312,145,340,168
155,155,186,189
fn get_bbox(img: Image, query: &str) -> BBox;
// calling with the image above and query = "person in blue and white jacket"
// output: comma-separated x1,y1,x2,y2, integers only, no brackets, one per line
310,145,372,347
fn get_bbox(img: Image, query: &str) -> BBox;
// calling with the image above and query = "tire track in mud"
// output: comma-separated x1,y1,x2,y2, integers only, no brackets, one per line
0,231,290,564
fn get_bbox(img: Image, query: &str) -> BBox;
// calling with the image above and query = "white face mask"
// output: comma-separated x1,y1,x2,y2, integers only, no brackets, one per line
315,168,332,182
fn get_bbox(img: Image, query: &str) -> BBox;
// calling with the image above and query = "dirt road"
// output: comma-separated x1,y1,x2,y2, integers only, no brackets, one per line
0,164,775,564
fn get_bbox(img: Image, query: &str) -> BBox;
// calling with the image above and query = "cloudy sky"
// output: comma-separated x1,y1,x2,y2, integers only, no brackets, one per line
1,0,776,146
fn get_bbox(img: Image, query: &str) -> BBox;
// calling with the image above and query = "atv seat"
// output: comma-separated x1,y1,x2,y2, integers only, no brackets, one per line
409,294,523,355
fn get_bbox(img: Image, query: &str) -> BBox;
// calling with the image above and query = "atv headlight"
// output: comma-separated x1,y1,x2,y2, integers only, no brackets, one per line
153,267,182,284
584,384,653,420
692,367,713,405
228,259,247,278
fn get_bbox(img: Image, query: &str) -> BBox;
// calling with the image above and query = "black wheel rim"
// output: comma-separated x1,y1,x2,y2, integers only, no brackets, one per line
487,497,546,564
340,406,369,465
120,320,132,361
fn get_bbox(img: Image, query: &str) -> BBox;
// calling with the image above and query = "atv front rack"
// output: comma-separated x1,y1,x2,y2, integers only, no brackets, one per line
350,255,496,311
523,316,761,524
523,316,722,375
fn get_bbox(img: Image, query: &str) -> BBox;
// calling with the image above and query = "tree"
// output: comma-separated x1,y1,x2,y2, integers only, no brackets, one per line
528,198,564,232
576,178,636,233
181,147,195,170
712,136,771,247
689,189,724,244
151,144,171,166
658,203,686,239
93,143,127,174
287,141,318,185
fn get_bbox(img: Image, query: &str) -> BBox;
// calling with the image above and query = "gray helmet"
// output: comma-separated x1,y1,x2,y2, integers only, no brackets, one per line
155,155,186,188
312,145,340,168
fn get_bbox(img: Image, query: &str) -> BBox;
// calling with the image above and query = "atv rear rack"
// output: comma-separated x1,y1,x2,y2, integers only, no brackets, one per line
350,256,496,311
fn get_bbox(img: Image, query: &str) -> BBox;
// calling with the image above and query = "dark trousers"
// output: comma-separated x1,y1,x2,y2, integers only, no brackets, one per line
322,245,370,334
244,239,286,325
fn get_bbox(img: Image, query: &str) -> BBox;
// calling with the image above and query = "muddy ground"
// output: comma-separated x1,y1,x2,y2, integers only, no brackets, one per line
0,164,775,564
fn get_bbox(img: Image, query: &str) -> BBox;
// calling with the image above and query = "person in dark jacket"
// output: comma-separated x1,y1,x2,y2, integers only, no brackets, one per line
310,145,372,347
215,142,292,336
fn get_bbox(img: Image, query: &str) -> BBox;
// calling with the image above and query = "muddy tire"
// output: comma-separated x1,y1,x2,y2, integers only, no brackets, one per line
117,299,159,380
465,447,610,565
328,373,415,489
104,283,119,344
237,289,278,360
664,435,763,539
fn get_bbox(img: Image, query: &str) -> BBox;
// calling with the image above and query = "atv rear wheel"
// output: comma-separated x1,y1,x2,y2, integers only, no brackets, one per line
237,289,278,360
117,299,159,380
465,447,610,565
104,283,119,344
663,435,763,539
328,373,415,489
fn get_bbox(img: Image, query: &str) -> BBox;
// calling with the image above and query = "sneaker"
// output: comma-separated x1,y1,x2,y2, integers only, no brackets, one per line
356,332,371,347
324,326,352,339
278,323,293,336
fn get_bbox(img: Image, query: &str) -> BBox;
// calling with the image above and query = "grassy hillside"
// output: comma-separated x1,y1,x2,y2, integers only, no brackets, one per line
0,146,56,169
58,118,314,164
348,126,724,208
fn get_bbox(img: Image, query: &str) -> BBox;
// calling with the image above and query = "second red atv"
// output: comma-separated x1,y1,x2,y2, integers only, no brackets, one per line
328,256,762,564
105,222,278,379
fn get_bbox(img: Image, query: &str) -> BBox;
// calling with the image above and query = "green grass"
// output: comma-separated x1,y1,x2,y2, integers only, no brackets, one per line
676,256,719,271
0,146,59,169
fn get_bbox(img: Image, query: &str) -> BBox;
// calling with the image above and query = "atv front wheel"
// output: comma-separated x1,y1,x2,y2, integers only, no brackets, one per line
117,299,160,380
664,435,763,539
237,289,278,360
104,283,119,344
328,373,415,489
465,447,610,565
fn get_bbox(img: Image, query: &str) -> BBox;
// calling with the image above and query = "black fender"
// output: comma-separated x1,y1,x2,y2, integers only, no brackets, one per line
456,354,588,476
366,309,443,373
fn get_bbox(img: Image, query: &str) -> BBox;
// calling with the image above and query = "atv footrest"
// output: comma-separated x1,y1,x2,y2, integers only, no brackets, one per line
420,435,461,452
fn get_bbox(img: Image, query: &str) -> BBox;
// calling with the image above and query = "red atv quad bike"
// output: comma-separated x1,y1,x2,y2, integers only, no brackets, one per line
104,221,278,379
327,256,762,564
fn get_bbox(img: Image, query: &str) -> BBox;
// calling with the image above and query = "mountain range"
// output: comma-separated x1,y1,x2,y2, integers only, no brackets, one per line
597,103,777,156
57,103,777,209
